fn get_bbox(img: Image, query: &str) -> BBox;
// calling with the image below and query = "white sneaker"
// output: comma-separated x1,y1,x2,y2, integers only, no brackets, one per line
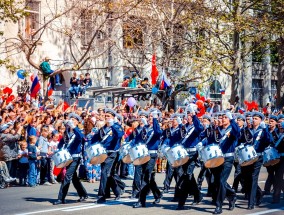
43,182,52,186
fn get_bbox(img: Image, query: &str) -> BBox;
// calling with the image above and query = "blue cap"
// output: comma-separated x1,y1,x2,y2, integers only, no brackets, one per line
104,108,116,116
0,122,13,132
202,115,211,122
170,113,183,119
116,113,123,122
252,111,265,120
277,114,284,121
269,115,278,122
236,114,245,121
149,108,162,117
138,111,149,118
244,112,252,117
68,113,82,122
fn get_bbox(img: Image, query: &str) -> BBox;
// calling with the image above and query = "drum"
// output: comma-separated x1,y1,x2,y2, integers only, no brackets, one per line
200,144,224,168
119,142,132,164
52,149,73,168
236,145,258,166
263,146,280,167
166,144,189,167
86,143,107,165
158,144,170,158
129,143,150,165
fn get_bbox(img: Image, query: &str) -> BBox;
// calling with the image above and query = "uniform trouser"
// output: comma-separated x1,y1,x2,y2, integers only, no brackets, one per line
116,160,127,177
198,162,214,195
98,152,125,199
241,156,263,207
210,156,236,208
264,165,275,193
106,153,126,197
150,171,162,199
273,157,284,202
132,165,142,196
177,151,201,207
163,160,178,190
232,161,244,192
138,154,162,204
58,157,87,200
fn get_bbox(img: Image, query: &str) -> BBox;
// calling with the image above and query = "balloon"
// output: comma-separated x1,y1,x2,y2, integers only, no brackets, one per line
200,92,205,97
196,100,204,109
200,96,205,102
6,94,15,103
126,128,133,136
196,93,201,100
17,70,25,79
152,87,158,94
127,97,136,107
3,87,12,95
197,108,205,117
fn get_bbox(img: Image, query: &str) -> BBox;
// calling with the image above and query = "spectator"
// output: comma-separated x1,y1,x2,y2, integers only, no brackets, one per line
78,74,86,97
122,76,130,87
84,72,92,88
47,130,59,184
0,161,16,187
28,136,39,187
17,141,29,186
39,57,61,87
69,72,79,99
128,73,137,88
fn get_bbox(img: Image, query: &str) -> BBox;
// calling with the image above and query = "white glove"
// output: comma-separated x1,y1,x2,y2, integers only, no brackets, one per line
177,116,182,124
114,116,118,123
141,118,148,125
226,111,233,120
152,111,158,118
67,120,76,129
108,119,114,126
260,121,266,129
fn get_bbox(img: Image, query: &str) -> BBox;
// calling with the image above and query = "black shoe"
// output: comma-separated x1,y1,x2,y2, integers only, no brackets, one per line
133,202,146,208
192,195,203,205
213,207,222,214
114,196,121,201
271,200,280,204
229,196,237,210
211,200,216,205
153,198,161,204
170,197,178,202
95,198,106,204
256,193,263,206
120,189,125,195
247,205,254,210
176,205,185,210
162,188,169,194
77,196,88,202
53,199,65,205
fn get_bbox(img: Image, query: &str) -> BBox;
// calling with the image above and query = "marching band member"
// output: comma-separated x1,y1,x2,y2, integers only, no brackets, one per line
93,108,125,203
132,109,162,208
272,121,284,203
53,113,88,205
241,111,272,210
175,105,203,210
263,115,279,195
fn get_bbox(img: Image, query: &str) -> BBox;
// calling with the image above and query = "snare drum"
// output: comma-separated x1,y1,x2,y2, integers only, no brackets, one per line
263,146,280,167
86,143,107,165
158,144,170,158
200,144,224,168
166,144,189,167
129,143,150,165
236,145,258,166
119,142,132,164
52,149,73,168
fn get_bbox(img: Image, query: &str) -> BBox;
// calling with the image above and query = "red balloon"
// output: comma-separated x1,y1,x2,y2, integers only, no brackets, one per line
197,107,206,117
6,94,15,103
126,128,133,136
196,100,204,109
196,93,201,100
200,96,205,102
3,87,12,95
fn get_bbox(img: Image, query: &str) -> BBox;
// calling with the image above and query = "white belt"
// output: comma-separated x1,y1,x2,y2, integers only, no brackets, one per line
149,150,158,154
224,153,235,157
107,150,118,153
71,154,81,158
279,153,284,157
257,153,263,156
186,148,197,152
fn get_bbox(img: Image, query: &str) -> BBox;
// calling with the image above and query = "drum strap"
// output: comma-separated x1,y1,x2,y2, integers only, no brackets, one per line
219,127,232,146
181,127,195,144
275,134,284,148
145,131,155,145
65,133,76,149
101,129,112,142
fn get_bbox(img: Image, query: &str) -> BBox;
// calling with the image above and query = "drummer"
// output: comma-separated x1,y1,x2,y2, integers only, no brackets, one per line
174,104,203,210
93,108,125,204
241,111,273,210
263,115,279,195
53,113,88,205
132,109,163,208
126,111,148,199
272,121,284,203
207,111,240,214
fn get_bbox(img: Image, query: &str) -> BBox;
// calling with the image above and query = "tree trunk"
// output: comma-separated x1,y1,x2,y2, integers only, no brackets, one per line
276,37,284,107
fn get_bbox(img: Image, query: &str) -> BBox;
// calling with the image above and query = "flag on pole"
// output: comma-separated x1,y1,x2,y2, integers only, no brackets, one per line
30,75,40,98
219,89,225,95
160,71,171,90
47,79,54,97
151,54,159,85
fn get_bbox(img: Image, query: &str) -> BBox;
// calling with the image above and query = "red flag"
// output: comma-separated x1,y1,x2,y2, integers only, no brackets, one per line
63,101,70,111
151,54,159,85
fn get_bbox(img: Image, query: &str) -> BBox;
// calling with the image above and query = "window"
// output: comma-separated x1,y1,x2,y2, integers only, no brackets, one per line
252,79,263,105
25,1,40,40
209,80,222,99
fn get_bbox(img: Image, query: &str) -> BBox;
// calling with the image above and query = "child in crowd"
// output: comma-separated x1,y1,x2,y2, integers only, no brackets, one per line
18,141,29,186
78,74,86,97
28,136,40,187
48,130,59,184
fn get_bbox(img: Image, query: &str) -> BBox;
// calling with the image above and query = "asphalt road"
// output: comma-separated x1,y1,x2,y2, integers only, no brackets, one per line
0,166,283,215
